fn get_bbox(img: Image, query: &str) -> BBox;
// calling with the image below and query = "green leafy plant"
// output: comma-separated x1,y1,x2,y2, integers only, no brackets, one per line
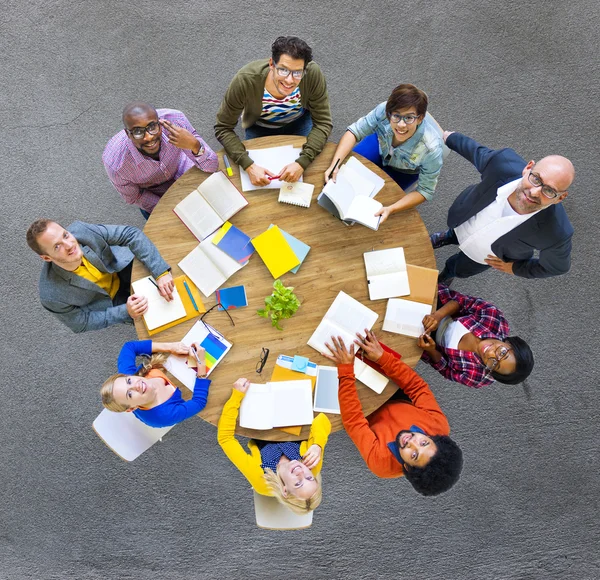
257,279,301,330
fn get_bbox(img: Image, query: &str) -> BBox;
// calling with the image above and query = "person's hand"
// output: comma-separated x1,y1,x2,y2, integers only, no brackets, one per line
156,272,174,301
324,160,340,183
159,119,201,152
279,162,304,183
354,329,384,362
233,377,251,394
442,130,454,143
417,333,438,354
322,336,355,365
484,255,514,275
374,206,392,225
168,342,189,355
302,444,322,469
126,294,148,319
422,314,440,334
191,343,207,377
247,163,278,186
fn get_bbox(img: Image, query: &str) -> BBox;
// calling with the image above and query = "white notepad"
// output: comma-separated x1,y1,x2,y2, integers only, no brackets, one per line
239,380,314,430
364,247,410,300
382,298,433,338
354,358,389,394
307,291,379,354
278,182,314,208
239,146,303,191
130,276,187,331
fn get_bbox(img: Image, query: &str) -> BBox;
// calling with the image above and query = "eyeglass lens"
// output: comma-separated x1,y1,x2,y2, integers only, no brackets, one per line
131,122,160,139
390,113,418,124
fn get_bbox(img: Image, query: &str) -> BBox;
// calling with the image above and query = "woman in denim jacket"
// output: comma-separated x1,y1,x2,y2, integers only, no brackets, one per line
325,84,446,224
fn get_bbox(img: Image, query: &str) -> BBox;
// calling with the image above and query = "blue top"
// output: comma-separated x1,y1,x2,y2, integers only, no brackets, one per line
117,340,211,428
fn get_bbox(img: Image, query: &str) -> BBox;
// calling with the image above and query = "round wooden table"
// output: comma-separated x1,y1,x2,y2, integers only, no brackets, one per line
133,135,436,440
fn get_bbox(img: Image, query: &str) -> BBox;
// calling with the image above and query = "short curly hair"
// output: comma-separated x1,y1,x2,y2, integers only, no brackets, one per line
271,36,313,65
403,435,463,496
26,219,54,255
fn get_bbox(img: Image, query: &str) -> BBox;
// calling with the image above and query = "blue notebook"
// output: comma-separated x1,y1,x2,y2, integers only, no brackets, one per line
213,222,254,264
215,285,248,310
268,224,310,274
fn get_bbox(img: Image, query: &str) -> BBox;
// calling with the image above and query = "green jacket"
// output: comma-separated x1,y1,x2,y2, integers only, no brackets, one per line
214,59,332,170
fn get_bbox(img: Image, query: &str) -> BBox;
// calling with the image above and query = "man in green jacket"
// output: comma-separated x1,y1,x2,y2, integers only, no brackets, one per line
215,36,332,187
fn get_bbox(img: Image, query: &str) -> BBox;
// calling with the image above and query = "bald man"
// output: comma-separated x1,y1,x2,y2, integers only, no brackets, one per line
429,131,575,282
103,102,218,217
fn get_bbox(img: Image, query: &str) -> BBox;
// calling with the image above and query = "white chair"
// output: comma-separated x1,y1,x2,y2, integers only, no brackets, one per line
93,409,174,462
253,491,313,530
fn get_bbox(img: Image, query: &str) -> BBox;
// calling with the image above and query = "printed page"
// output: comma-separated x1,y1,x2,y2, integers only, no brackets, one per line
199,171,248,221
239,146,303,191
271,380,314,427
325,291,379,337
200,232,246,279
307,318,356,354
239,383,275,430
354,358,388,395
173,189,223,241
131,277,187,331
382,298,432,337
313,366,340,414
178,244,226,298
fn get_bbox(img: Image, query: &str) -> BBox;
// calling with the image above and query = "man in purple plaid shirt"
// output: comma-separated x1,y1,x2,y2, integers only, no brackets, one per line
418,284,534,388
103,102,218,218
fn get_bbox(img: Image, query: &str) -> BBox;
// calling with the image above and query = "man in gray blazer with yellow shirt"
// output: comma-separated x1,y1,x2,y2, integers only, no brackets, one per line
26,220,173,333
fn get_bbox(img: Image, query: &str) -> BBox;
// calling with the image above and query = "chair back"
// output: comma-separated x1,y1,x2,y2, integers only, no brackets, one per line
428,112,451,160
253,491,313,530
93,409,173,461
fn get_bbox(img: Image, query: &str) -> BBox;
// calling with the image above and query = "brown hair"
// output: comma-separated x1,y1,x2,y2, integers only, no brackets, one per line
26,219,54,255
385,84,429,118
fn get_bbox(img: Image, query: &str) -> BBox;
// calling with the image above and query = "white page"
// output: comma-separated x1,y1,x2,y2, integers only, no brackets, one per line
239,383,275,430
199,233,245,279
239,146,303,191
131,277,187,331
346,196,383,229
354,358,388,395
313,366,340,414
178,244,226,298
382,298,432,337
271,380,314,427
198,171,248,221
307,318,357,354
346,156,386,197
367,272,411,301
365,248,410,300
173,189,223,241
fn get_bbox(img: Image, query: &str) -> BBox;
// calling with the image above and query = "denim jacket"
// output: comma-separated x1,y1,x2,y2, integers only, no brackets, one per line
347,102,445,200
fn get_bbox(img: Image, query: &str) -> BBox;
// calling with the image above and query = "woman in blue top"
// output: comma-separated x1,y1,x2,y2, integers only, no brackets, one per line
100,340,211,428
324,83,446,224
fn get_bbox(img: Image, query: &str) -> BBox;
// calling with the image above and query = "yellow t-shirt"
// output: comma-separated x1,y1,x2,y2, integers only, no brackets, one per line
73,256,120,299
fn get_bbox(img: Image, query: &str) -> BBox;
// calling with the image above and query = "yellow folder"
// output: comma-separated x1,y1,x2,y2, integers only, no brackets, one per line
252,225,300,279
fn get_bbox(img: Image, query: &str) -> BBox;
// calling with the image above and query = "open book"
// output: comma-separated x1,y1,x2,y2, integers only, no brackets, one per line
239,145,303,191
364,247,410,300
131,276,187,331
382,298,433,338
173,171,248,241
354,358,389,394
307,291,379,354
178,231,246,298
239,380,314,430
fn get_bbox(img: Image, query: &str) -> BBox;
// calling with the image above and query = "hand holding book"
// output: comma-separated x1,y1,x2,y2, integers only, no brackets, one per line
354,329,384,362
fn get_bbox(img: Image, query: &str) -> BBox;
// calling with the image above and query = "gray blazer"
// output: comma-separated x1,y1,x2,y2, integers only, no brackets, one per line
39,221,170,333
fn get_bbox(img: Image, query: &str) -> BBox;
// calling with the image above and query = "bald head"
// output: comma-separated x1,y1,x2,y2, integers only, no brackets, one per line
535,155,575,192
122,101,156,125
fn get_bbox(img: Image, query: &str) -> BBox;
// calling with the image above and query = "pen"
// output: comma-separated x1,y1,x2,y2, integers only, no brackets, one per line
183,280,199,312
149,277,159,290
328,159,340,179
223,154,233,177
267,174,282,181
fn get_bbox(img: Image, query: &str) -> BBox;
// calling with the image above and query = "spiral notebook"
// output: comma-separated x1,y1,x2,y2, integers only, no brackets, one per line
278,182,314,208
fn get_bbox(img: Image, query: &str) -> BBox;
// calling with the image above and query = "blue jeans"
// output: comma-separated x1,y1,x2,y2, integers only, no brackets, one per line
140,209,151,220
353,133,419,191
245,111,313,139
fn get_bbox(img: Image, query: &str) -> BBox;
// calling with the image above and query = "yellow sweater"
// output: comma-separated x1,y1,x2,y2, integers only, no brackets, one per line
217,389,331,496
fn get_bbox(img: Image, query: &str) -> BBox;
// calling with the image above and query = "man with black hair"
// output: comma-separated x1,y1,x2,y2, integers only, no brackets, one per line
215,36,332,187
324,331,463,497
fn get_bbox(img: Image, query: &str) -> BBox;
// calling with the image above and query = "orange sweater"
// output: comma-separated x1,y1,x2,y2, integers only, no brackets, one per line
338,350,450,478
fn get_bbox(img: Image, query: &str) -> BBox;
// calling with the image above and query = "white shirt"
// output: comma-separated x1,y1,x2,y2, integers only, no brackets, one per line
437,316,470,350
455,178,540,264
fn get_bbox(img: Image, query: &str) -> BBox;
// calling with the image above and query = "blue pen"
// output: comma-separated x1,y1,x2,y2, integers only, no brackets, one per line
183,280,199,312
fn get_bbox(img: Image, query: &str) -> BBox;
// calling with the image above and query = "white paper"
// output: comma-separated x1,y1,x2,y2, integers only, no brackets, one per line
346,156,386,197
239,383,275,430
313,366,340,414
382,298,432,338
365,248,410,300
199,171,247,221
354,358,388,395
131,277,187,331
239,146,303,191
173,189,223,241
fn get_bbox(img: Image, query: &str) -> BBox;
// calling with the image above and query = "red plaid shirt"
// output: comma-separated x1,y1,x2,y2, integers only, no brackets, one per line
103,108,218,213
421,284,510,388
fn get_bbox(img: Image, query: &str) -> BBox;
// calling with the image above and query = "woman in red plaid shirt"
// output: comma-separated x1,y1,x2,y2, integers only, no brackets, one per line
419,285,534,388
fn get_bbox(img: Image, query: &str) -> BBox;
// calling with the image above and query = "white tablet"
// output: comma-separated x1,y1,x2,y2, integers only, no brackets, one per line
313,366,340,414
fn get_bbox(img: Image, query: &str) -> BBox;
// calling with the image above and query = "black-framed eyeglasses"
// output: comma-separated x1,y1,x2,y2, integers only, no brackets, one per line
274,65,304,80
200,303,235,327
484,345,512,372
389,113,419,125
256,347,270,374
527,170,563,199
126,121,161,140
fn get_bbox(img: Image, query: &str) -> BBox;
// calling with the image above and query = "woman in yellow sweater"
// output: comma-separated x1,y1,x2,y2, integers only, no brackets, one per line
218,378,331,515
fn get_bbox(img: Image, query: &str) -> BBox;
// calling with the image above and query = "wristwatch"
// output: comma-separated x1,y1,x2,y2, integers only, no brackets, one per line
194,143,205,157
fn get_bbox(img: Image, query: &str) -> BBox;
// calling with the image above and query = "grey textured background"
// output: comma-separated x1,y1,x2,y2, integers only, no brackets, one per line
1,1,599,579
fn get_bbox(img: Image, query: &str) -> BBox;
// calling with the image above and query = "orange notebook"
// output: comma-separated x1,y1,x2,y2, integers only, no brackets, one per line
269,365,316,436
147,275,206,336
405,264,439,307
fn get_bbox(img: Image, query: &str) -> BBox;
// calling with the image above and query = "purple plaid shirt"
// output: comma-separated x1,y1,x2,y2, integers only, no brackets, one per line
102,108,218,213
421,284,510,388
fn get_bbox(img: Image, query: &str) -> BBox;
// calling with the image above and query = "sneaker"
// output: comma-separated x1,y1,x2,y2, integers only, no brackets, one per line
430,229,456,249
438,268,454,287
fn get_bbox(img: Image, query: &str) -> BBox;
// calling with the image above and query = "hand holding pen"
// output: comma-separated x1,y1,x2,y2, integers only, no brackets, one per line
191,343,208,378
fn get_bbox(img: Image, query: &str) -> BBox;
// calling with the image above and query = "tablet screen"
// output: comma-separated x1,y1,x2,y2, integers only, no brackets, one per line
313,366,340,414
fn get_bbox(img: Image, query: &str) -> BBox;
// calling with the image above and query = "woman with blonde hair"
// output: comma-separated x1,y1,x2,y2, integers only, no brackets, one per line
101,340,211,428
218,378,331,515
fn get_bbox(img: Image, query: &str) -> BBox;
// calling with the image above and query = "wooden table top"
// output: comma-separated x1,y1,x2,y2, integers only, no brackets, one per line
132,135,436,441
